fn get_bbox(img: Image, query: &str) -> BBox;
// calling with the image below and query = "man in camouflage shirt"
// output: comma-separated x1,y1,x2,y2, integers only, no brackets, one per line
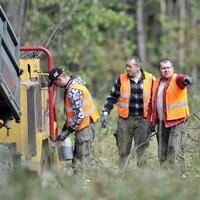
49,68,100,175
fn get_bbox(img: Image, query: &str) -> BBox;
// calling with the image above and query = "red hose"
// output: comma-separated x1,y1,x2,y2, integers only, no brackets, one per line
20,46,58,139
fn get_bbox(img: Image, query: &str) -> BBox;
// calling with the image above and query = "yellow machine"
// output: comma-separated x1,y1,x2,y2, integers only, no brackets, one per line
0,6,60,176
0,57,60,175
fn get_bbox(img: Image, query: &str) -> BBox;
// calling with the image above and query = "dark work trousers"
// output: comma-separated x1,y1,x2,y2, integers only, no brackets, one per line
73,123,96,176
114,116,149,168
156,120,188,168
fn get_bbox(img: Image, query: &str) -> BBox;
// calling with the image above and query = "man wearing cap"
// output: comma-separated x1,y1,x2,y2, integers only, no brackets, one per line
49,68,100,175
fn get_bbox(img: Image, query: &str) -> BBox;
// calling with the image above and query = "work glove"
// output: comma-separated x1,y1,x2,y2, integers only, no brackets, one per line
147,122,155,135
57,129,70,141
183,76,192,85
101,111,109,128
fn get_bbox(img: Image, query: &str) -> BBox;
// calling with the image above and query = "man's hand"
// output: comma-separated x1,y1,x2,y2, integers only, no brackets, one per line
101,111,109,128
57,130,70,141
147,122,155,134
183,76,192,85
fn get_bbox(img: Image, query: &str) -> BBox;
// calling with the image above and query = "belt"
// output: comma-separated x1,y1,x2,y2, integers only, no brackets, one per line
129,114,143,117
129,114,143,119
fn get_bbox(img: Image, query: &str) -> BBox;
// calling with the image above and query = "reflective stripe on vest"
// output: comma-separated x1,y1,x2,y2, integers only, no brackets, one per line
121,93,129,98
166,101,188,111
118,101,129,108
67,103,97,122
66,95,93,112
118,71,153,118
65,84,100,130
143,92,151,98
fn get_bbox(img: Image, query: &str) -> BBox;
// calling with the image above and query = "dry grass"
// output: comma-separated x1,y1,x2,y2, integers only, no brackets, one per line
1,110,200,200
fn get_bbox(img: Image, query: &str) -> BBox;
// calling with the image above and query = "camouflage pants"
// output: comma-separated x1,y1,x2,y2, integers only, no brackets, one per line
114,116,149,168
73,123,96,175
156,120,188,168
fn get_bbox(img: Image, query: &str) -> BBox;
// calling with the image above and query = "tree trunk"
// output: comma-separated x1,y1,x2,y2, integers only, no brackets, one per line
190,3,198,90
160,0,166,15
136,0,147,65
178,0,186,68
3,0,27,39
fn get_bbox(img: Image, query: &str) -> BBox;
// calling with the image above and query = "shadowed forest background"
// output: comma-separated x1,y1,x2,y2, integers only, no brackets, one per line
2,0,200,98
1,0,200,200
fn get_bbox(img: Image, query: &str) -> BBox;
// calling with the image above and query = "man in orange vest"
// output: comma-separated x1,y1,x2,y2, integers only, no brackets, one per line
147,58,192,168
101,56,155,168
49,67,100,174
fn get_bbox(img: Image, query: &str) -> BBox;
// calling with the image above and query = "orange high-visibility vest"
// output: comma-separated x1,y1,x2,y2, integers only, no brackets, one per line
65,84,100,131
118,71,153,118
151,73,189,121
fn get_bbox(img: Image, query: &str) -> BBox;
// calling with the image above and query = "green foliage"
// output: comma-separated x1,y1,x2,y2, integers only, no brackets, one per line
2,1,200,199
59,0,134,73
1,118,200,199
0,0,8,3
5,0,198,97
17,0,134,95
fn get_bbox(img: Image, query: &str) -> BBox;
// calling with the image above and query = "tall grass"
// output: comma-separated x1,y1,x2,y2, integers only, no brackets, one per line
1,100,200,200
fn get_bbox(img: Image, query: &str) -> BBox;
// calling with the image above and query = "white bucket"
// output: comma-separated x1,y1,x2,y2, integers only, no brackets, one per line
58,137,73,161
